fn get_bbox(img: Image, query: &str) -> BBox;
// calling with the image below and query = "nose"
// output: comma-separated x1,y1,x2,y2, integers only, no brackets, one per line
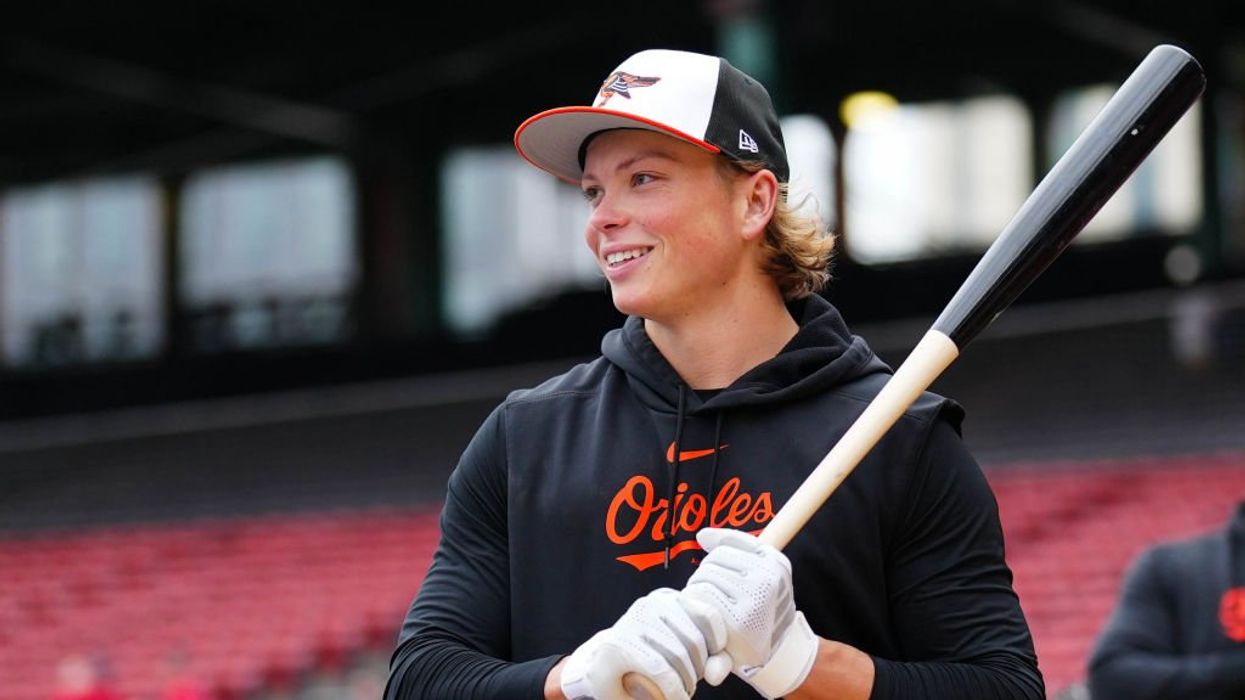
587,190,627,235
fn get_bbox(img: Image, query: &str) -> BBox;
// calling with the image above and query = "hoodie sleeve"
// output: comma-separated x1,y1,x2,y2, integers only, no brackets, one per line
1086,548,1245,700
385,405,563,699
870,417,1045,700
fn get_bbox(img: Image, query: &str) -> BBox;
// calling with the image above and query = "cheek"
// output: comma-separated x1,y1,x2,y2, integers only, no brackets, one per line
584,226,599,256
671,206,734,257
676,184,737,241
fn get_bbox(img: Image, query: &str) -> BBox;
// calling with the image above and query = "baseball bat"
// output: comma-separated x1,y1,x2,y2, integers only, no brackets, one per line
623,43,1204,700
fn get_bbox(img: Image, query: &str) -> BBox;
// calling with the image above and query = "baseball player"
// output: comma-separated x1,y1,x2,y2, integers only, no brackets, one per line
385,49,1043,699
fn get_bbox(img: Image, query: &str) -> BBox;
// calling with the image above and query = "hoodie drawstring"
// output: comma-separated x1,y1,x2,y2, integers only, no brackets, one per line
708,410,724,520
665,385,687,569
665,386,728,569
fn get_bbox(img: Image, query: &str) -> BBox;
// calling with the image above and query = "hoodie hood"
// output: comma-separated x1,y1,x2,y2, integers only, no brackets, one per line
599,294,896,568
601,294,891,413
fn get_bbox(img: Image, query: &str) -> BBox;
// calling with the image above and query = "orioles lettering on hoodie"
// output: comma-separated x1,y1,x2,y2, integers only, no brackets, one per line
606,473,773,571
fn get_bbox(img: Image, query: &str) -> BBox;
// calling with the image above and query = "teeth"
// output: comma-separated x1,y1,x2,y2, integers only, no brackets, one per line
606,248,649,266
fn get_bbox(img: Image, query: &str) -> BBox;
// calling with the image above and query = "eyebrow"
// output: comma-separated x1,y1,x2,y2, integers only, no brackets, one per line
582,149,677,183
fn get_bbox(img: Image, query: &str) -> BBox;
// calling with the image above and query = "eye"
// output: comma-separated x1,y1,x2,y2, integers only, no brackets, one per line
631,172,654,187
581,185,602,205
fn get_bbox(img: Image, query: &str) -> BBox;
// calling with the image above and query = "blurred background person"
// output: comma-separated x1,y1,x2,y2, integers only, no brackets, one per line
1087,501,1245,699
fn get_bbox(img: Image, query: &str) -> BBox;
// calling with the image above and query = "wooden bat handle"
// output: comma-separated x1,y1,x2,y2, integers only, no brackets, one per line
760,330,959,549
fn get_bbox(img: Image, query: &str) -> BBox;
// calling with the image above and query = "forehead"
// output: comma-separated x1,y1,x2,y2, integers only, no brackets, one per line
581,129,717,178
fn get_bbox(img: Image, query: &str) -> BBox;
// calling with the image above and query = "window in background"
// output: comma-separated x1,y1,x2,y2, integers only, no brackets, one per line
441,146,599,337
180,157,357,352
843,94,1033,264
441,115,837,336
782,114,837,235
1048,85,1202,243
0,176,163,367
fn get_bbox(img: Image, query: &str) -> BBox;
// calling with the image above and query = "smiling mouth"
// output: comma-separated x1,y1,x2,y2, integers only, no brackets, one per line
605,247,652,267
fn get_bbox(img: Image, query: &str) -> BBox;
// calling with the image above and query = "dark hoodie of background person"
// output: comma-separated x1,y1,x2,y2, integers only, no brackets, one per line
1088,502,1245,700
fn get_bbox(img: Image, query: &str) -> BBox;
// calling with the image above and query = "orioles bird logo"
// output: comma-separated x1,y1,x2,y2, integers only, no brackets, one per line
596,72,660,106
1220,587,1245,642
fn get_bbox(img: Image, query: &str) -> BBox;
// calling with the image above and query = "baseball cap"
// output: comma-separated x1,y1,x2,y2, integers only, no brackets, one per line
514,49,789,184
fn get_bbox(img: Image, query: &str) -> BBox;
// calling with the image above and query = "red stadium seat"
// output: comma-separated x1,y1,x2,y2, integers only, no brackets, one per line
0,507,441,700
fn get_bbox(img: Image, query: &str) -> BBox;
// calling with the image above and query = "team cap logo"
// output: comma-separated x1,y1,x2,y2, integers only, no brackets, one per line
596,71,661,106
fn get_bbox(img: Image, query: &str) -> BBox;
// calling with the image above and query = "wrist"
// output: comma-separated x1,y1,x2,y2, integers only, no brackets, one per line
545,657,569,700
786,638,875,700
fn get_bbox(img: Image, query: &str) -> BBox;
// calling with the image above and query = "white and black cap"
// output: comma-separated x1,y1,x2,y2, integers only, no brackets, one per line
514,49,789,183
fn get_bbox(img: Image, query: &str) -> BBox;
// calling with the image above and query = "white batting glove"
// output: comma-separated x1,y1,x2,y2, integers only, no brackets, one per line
680,528,819,699
561,587,727,700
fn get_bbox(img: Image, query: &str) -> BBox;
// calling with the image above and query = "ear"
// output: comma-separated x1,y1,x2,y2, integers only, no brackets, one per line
739,169,779,243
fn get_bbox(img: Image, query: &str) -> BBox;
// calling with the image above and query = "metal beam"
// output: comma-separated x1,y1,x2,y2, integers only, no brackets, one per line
70,16,600,175
1046,1,1180,58
2,37,361,148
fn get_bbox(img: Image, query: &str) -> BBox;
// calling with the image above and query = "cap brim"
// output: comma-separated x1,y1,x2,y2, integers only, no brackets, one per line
514,106,720,184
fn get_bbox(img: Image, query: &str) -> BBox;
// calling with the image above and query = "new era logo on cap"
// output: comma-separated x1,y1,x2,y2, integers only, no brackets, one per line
514,49,789,184
739,129,759,153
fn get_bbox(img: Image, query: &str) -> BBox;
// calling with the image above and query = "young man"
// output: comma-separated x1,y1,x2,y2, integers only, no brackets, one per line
386,49,1043,699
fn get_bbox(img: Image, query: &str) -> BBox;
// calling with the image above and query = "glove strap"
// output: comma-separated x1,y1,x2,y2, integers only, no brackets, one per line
559,650,595,700
741,612,819,699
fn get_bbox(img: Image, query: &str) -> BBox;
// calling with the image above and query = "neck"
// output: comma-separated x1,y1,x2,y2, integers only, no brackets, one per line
645,281,799,390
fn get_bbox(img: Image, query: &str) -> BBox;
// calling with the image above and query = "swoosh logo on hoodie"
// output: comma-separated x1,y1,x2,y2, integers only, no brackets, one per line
666,441,728,463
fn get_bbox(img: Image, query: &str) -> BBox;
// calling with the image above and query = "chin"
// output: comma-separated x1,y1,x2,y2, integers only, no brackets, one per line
608,288,652,319
609,297,643,318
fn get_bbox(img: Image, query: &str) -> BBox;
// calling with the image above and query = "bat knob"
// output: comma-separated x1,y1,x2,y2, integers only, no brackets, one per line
622,672,664,700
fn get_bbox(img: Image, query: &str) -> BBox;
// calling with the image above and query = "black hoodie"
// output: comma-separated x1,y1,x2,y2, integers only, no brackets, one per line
386,296,1044,699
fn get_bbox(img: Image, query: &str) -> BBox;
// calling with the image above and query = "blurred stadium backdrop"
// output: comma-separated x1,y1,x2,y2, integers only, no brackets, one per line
1,2,1244,699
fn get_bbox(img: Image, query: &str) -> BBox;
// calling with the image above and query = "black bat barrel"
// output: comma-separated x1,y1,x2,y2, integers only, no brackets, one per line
931,44,1206,349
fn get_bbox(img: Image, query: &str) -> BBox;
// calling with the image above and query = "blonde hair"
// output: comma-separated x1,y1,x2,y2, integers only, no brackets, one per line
719,159,835,300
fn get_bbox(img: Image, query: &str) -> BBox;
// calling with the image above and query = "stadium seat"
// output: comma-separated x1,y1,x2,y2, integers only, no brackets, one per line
0,508,440,700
